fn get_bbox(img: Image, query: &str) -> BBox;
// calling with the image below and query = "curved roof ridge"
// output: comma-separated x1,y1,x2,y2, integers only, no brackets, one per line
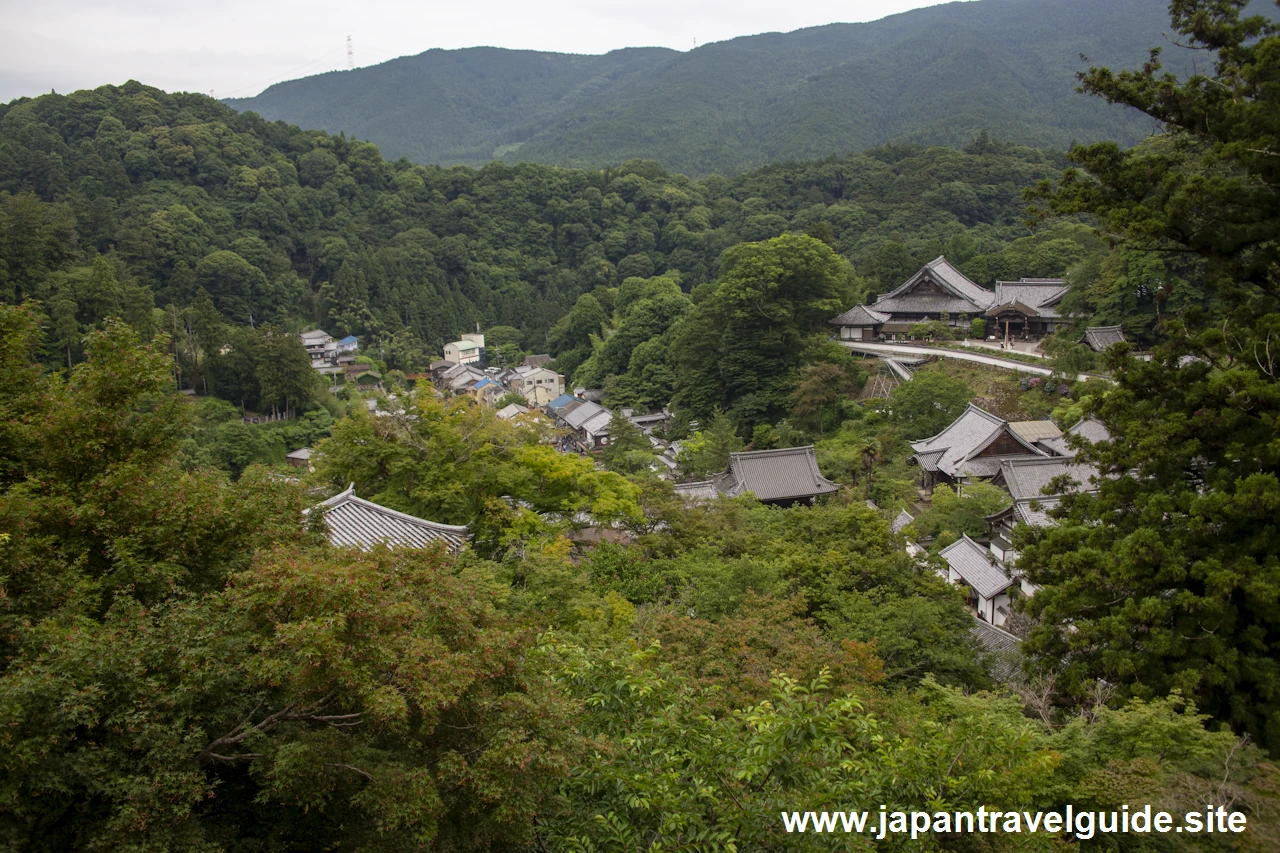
910,402,1004,447
318,483,470,533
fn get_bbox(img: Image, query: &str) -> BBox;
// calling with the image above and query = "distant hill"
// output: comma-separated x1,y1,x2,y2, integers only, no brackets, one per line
227,0,1177,176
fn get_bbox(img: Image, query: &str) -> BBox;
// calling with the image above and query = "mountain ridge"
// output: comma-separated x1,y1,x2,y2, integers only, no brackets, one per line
227,0,1177,176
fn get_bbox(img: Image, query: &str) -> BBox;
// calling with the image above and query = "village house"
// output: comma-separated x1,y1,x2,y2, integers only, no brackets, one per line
620,407,671,436
443,332,485,366
440,363,487,394
558,399,613,450
285,447,313,470
519,354,553,368
300,329,358,376
469,377,505,406
310,484,470,554
546,394,680,454
495,402,529,420
511,364,565,407
300,329,332,359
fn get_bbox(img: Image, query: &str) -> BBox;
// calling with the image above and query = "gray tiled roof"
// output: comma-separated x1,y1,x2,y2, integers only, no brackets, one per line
580,410,613,437
564,401,608,429
313,485,469,553
910,404,1045,479
286,447,313,460
873,294,991,316
991,280,1069,319
997,456,1099,501
957,456,1016,479
971,617,1024,682
873,256,995,315
496,403,529,420
890,508,915,534
830,304,891,326
520,354,552,368
553,398,584,419
940,534,1012,599
1013,497,1061,528
441,362,474,380
914,449,945,472
674,480,719,502
1070,417,1111,443
714,446,840,502
1040,416,1111,457
447,368,486,390
1083,325,1127,351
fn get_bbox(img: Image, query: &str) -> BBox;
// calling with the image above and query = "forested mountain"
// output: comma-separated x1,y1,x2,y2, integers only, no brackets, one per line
229,47,677,168
0,82,1079,377
226,0,1174,176
4,0,1280,845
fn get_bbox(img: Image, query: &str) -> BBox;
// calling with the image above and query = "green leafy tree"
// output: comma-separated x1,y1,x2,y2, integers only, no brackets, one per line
788,361,859,436
0,305,579,848
886,370,974,439
676,413,744,480
542,640,1057,851
673,234,846,429
314,396,642,554
495,390,530,409
601,410,656,475
194,249,267,324
484,324,524,365
50,292,79,368
254,326,316,418
908,481,1011,549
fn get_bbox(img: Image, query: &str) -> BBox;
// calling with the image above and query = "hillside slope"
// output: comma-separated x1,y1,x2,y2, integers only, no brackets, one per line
227,0,1175,175
226,47,677,167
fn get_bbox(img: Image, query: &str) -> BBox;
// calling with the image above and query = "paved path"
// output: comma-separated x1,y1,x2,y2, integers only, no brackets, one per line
840,341,1103,383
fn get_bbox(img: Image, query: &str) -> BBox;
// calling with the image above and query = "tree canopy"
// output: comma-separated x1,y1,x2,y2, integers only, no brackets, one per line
1023,0,1280,753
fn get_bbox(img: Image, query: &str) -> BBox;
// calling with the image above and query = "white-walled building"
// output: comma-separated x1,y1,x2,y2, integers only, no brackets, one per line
511,365,565,406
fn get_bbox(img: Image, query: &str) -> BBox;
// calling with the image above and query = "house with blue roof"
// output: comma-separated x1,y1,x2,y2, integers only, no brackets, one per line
469,376,503,406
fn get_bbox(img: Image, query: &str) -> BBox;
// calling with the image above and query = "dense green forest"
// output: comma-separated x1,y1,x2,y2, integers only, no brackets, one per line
1,79,1182,429
227,0,1175,177
2,306,1277,850
3,0,1280,848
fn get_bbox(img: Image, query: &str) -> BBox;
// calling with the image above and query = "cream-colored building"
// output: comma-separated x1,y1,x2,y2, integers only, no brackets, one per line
443,338,483,365
511,365,564,406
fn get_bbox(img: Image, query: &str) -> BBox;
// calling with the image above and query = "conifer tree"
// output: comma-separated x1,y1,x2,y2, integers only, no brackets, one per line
1024,0,1280,752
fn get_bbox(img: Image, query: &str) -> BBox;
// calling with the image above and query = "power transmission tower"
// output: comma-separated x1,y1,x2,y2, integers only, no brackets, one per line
347,36,354,69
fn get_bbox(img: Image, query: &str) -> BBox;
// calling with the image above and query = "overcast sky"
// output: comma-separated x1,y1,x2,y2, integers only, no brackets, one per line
1,0,961,102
